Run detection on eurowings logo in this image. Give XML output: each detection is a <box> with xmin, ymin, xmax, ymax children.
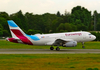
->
<box><xmin>65</xmin><ymin>33</ymin><xmax>82</xmax><ymax>36</ymax></box>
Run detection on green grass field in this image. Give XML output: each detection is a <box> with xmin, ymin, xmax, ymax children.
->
<box><xmin>0</xmin><ymin>40</ymin><xmax>100</xmax><ymax>49</ymax></box>
<box><xmin>0</xmin><ymin>54</ymin><xmax>100</xmax><ymax>70</ymax></box>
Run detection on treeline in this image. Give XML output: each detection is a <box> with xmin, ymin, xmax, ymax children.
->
<box><xmin>0</xmin><ymin>6</ymin><xmax>100</xmax><ymax>40</ymax></box>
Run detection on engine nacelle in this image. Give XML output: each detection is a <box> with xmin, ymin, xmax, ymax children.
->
<box><xmin>63</xmin><ymin>41</ymin><xmax>77</xmax><ymax>47</ymax></box>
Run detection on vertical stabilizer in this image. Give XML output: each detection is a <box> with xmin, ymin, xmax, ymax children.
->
<box><xmin>7</xmin><ymin>20</ymin><xmax>25</xmax><ymax>39</ymax></box>
<box><xmin>7</xmin><ymin>20</ymin><xmax>33</xmax><ymax>45</ymax></box>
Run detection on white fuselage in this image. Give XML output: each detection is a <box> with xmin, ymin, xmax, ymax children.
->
<box><xmin>29</xmin><ymin>31</ymin><xmax>96</xmax><ymax>45</ymax></box>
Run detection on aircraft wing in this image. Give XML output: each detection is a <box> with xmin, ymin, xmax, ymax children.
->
<box><xmin>52</xmin><ymin>38</ymin><xmax>74</xmax><ymax>46</ymax></box>
<box><xmin>45</xmin><ymin>38</ymin><xmax>73</xmax><ymax>45</ymax></box>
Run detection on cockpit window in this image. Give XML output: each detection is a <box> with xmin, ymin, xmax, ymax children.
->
<box><xmin>89</xmin><ymin>34</ymin><xmax>92</xmax><ymax>35</ymax></box>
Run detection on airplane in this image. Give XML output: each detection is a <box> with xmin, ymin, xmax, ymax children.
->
<box><xmin>6</xmin><ymin>20</ymin><xmax>96</xmax><ymax>51</ymax></box>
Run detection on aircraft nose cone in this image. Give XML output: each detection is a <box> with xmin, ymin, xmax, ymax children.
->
<box><xmin>92</xmin><ymin>35</ymin><xmax>96</xmax><ymax>40</ymax></box>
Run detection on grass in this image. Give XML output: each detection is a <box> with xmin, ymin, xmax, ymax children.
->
<box><xmin>0</xmin><ymin>40</ymin><xmax>100</xmax><ymax>49</ymax></box>
<box><xmin>0</xmin><ymin>54</ymin><xmax>100</xmax><ymax>70</ymax></box>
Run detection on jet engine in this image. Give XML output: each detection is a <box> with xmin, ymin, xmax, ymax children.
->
<box><xmin>63</xmin><ymin>41</ymin><xmax>77</xmax><ymax>47</ymax></box>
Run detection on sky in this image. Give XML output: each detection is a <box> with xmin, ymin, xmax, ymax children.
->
<box><xmin>0</xmin><ymin>0</ymin><xmax>100</xmax><ymax>15</ymax></box>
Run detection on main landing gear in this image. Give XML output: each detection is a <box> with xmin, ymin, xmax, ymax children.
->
<box><xmin>50</xmin><ymin>46</ymin><xmax>54</xmax><ymax>50</ymax></box>
<box><xmin>56</xmin><ymin>47</ymin><xmax>60</xmax><ymax>51</ymax></box>
<box><xmin>50</xmin><ymin>46</ymin><xmax>60</xmax><ymax>51</ymax></box>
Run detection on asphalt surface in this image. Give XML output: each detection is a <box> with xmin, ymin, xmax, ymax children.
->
<box><xmin>0</xmin><ymin>49</ymin><xmax>100</xmax><ymax>54</ymax></box>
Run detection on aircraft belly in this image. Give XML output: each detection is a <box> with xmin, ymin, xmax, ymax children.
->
<box><xmin>31</xmin><ymin>38</ymin><xmax>55</xmax><ymax>45</ymax></box>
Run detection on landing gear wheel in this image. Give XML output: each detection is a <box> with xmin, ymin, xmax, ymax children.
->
<box><xmin>82</xmin><ymin>46</ymin><xmax>85</xmax><ymax>48</ymax></box>
<box><xmin>82</xmin><ymin>42</ymin><xmax>85</xmax><ymax>48</ymax></box>
<box><xmin>50</xmin><ymin>46</ymin><xmax>54</xmax><ymax>50</ymax></box>
<box><xmin>56</xmin><ymin>47</ymin><xmax>60</xmax><ymax>51</ymax></box>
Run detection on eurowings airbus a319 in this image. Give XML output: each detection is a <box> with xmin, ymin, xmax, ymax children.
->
<box><xmin>7</xmin><ymin>20</ymin><xmax>96</xmax><ymax>51</ymax></box>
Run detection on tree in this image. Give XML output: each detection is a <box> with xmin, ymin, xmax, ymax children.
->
<box><xmin>71</xmin><ymin>6</ymin><xmax>91</xmax><ymax>31</ymax></box>
<box><xmin>3</xmin><ymin>30</ymin><xmax>9</xmax><ymax>36</ymax></box>
<box><xmin>93</xmin><ymin>10</ymin><xmax>100</xmax><ymax>31</ymax></box>
<box><xmin>10</xmin><ymin>10</ymin><xmax>28</xmax><ymax>30</ymax></box>
<box><xmin>27</xmin><ymin>29</ymin><xmax>34</xmax><ymax>35</ymax></box>
<box><xmin>0</xmin><ymin>12</ymin><xmax>10</xmax><ymax>20</ymax></box>
<box><xmin>27</xmin><ymin>29</ymin><xmax>41</xmax><ymax>35</ymax></box>
<box><xmin>57</xmin><ymin>11</ymin><xmax>61</xmax><ymax>17</ymax></box>
<box><xmin>57</xmin><ymin>23</ymin><xmax>65</xmax><ymax>32</ymax></box>
<box><xmin>97</xmin><ymin>18</ymin><xmax>100</xmax><ymax>31</ymax></box>
<box><xmin>0</xmin><ymin>28</ymin><xmax>3</xmax><ymax>36</ymax></box>
<box><xmin>75</xmin><ymin>19</ymin><xmax>81</xmax><ymax>24</ymax></box>
<box><xmin>77</xmin><ymin>24</ymin><xmax>88</xmax><ymax>31</ymax></box>
<box><xmin>64</xmin><ymin>23</ymin><xmax>73</xmax><ymax>32</ymax></box>
<box><xmin>0</xmin><ymin>17</ymin><xmax>8</xmax><ymax>30</ymax></box>
<box><xmin>64</xmin><ymin>10</ymin><xmax>70</xmax><ymax>16</ymax></box>
<box><xmin>0</xmin><ymin>24</ymin><xmax>3</xmax><ymax>30</ymax></box>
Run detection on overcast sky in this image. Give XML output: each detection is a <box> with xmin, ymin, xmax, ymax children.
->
<box><xmin>0</xmin><ymin>0</ymin><xmax>100</xmax><ymax>15</ymax></box>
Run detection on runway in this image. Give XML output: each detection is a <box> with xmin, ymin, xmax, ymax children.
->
<box><xmin>0</xmin><ymin>49</ymin><xmax>100</xmax><ymax>54</ymax></box>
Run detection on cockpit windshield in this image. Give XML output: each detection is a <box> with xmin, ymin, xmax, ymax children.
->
<box><xmin>89</xmin><ymin>34</ymin><xmax>92</xmax><ymax>35</ymax></box>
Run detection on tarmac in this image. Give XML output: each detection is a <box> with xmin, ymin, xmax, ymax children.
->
<box><xmin>0</xmin><ymin>49</ymin><xmax>100</xmax><ymax>54</ymax></box>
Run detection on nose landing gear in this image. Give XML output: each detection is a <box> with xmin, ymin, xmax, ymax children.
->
<box><xmin>82</xmin><ymin>42</ymin><xmax>85</xmax><ymax>48</ymax></box>
<box><xmin>56</xmin><ymin>47</ymin><xmax>60</xmax><ymax>51</ymax></box>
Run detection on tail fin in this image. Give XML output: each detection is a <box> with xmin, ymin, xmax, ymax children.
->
<box><xmin>7</xmin><ymin>20</ymin><xmax>26</xmax><ymax>39</ymax></box>
<box><xmin>7</xmin><ymin>20</ymin><xmax>33</xmax><ymax>45</ymax></box>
